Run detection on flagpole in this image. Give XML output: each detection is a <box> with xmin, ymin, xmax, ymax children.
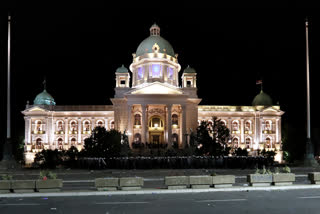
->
<box><xmin>7</xmin><ymin>15</ymin><xmax>11</xmax><ymax>140</ymax></box>
<box><xmin>304</xmin><ymin>18</ymin><xmax>317</xmax><ymax>166</ymax></box>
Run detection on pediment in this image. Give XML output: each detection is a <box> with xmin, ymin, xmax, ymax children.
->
<box><xmin>260</xmin><ymin>106</ymin><xmax>280</xmax><ymax>112</ymax></box>
<box><xmin>128</xmin><ymin>82</ymin><xmax>182</xmax><ymax>95</ymax></box>
<box><xmin>22</xmin><ymin>106</ymin><xmax>49</xmax><ymax>114</ymax></box>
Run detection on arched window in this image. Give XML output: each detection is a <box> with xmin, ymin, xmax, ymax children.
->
<box><xmin>232</xmin><ymin>137</ymin><xmax>239</xmax><ymax>148</ymax></box>
<box><xmin>110</xmin><ymin>121</ymin><xmax>115</xmax><ymax>129</ymax></box>
<box><xmin>232</xmin><ymin>121</ymin><xmax>239</xmax><ymax>131</ymax></box>
<box><xmin>58</xmin><ymin>138</ymin><xmax>63</xmax><ymax>150</ymax></box>
<box><xmin>266</xmin><ymin>137</ymin><xmax>272</xmax><ymax>148</ymax></box>
<box><xmin>83</xmin><ymin>120</ymin><xmax>90</xmax><ymax>131</ymax></box>
<box><xmin>221</xmin><ymin>120</ymin><xmax>226</xmax><ymax>126</ymax></box>
<box><xmin>36</xmin><ymin>120</ymin><xmax>42</xmax><ymax>131</ymax></box>
<box><xmin>97</xmin><ymin>120</ymin><xmax>104</xmax><ymax>127</ymax></box>
<box><xmin>245</xmin><ymin>137</ymin><xmax>251</xmax><ymax>148</ymax></box>
<box><xmin>71</xmin><ymin>138</ymin><xmax>77</xmax><ymax>146</ymax></box>
<box><xmin>245</xmin><ymin>121</ymin><xmax>251</xmax><ymax>131</ymax></box>
<box><xmin>265</xmin><ymin>120</ymin><xmax>272</xmax><ymax>130</ymax></box>
<box><xmin>172</xmin><ymin>114</ymin><xmax>178</xmax><ymax>126</ymax></box>
<box><xmin>134</xmin><ymin>114</ymin><xmax>141</xmax><ymax>126</ymax></box>
<box><xmin>70</xmin><ymin>121</ymin><xmax>77</xmax><ymax>131</ymax></box>
<box><xmin>134</xmin><ymin>133</ymin><xmax>141</xmax><ymax>143</ymax></box>
<box><xmin>149</xmin><ymin>116</ymin><xmax>163</xmax><ymax>128</ymax></box>
<box><xmin>57</xmin><ymin>121</ymin><xmax>63</xmax><ymax>131</ymax></box>
<box><xmin>36</xmin><ymin>138</ymin><xmax>42</xmax><ymax>149</ymax></box>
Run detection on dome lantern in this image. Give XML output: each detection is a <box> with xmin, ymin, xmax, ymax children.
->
<box><xmin>150</xmin><ymin>23</ymin><xmax>160</xmax><ymax>36</ymax></box>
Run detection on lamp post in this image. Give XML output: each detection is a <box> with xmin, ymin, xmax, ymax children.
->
<box><xmin>304</xmin><ymin>18</ymin><xmax>318</xmax><ymax>166</ymax></box>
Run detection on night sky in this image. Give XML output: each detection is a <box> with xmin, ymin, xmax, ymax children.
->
<box><xmin>1</xmin><ymin>3</ymin><xmax>320</xmax><ymax>146</ymax></box>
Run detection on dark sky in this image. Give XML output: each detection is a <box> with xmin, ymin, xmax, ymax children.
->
<box><xmin>1</xmin><ymin>3</ymin><xmax>320</xmax><ymax>140</ymax></box>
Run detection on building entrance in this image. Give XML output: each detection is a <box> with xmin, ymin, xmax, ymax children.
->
<box><xmin>148</xmin><ymin>116</ymin><xmax>165</xmax><ymax>145</ymax></box>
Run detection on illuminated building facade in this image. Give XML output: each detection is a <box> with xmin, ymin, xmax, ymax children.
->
<box><xmin>22</xmin><ymin>24</ymin><xmax>284</xmax><ymax>163</ymax></box>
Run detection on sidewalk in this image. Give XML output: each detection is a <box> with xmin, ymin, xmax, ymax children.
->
<box><xmin>1</xmin><ymin>184</ymin><xmax>320</xmax><ymax>198</ymax></box>
<box><xmin>1</xmin><ymin>167</ymin><xmax>320</xmax><ymax>180</ymax></box>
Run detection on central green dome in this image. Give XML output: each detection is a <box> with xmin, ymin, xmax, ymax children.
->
<box><xmin>34</xmin><ymin>89</ymin><xmax>56</xmax><ymax>105</ymax></box>
<box><xmin>136</xmin><ymin>24</ymin><xmax>175</xmax><ymax>57</ymax></box>
<box><xmin>252</xmin><ymin>90</ymin><xmax>272</xmax><ymax>106</ymax></box>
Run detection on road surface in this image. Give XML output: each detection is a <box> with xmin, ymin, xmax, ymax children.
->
<box><xmin>1</xmin><ymin>189</ymin><xmax>320</xmax><ymax>214</ymax></box>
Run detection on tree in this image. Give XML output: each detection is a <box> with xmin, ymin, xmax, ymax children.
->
<box><xmin>34</xmin><ymin>149</ymin><xmax>63</xmax><ymax>169</ymax></box>
<box><xmin>83</xmin><ymin>126</ymin><xmax>122</xmax><ymax>158</ymax></box>
<box><xmin>194</xmin><ymin>117</ymin><xmax>231</xmax><ymax>156</ymax></box>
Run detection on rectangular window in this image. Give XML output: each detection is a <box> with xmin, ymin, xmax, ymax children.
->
<box><xmin>167</xmin><ymin>67</ymin><xmax>173</xmax><ymax>80</ymax></box>
<box><xmin>120</xmin><ymin>80</ymin><xmax>126</xmax><ymax>85</ymax></box>
<box><xmin>151</xmin><ymin>64</ymin><xmax>161</xmax><ymax>78</ymax></box>
<box><xmin>137</xmin><ymin>67</ymin><xmax>144</xmax><ymax>80</ymax></box>
<box><xmin>187</xmin><ymin>80</ymin><xmax>192</xmax><ymax>87</ymax></box>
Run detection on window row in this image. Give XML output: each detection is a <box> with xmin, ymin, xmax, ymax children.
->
<box><xmin>134</xmin><ymin>114</ymin><xmax>179</xmax><ymax>126</ymax></box>
<box><xmin>32</xmin><ymin>120</ymin><xmax>115</xmax><ymax>134</ymax></box>
<box><xmin>229</xmin><ymin>137</ymin><xmax>277</xmax><ymax>149</ymax></box>
<box><xmin>136</xmin><ymin>65</ymin><xmax>175</xmax><ymax>80</ymax></box>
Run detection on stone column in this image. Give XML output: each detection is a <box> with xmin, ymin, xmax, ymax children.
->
<box><xmin>45</xmin><ymin>117</ymin><xmax>49</xmax><ymax>144</ymax></box>
<box><xmin>48</xmin><ymin>116</ymin><xmax>54</xmax><ymax>147</ymax></box>
<box><xmin>104</xmin><ymin>118</ymin><xmax>108</xmax><ymax>130</ymax></box>
<box><xmin>278</xmin><ymin>118</ymin><xmax>282</xmax><ymax>143</ymax></box>
<box><xmin>228</xmin><ymin>118</ymin><xmax>232</xmax><ymax>132</ymax></box>
<box><xmin>240</xmin><ymin>119</ymin><xmax>244</xmax><ymax>143</ymax></box>
<box><xmin>127</xmin><ymin>104</ymin><xmax>132</xmax><ymax>147</ymax></box>
<box><xmin>146</xmin><ymin>106</ymin><xmax>149</xmax><ymax>143</ymax></box>
<box><xmin>167</xmin><ymin>104</ymin><xmax>172</xmax><ymax>148</ymax></box>
<box><xmin>24</xmin><ymin>117</ymin><xmax>31</xmax><ymax>145</ymax></box>
<box><xmin>91</xmin><ymin>118</ymin><xmax>95</xmax><ymax>131</ymax></box>
<box><xmin>181</xmin><ymin>105</ymin><xmax>187</xmax><ymax>148</ymax></box>
<box><xmin>276</xmin><ymin>118</ymin><xmax>279</xmax><ymax>143</ymax></box>
<box><xmin>141</xmin><ymin>104</ymin><xmax>147</xmax><ymax>144</ymax></box>
<box><xmin>259</xmin><ymin>118</ymin><xmax>263</xmax><ymax>142</ymax></box>
<box><xmin>64</xmin><ymin>118</ymin><xmax>68</xmax><ymax>145</ymax></box>
<box><xmin>78</xmin><ymin>118</ymin><xmax>81</xmax><ymax>144</ymax></box>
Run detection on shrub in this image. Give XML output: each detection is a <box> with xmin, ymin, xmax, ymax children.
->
<box><xmin>234</xmin><ymin>148</ymin><xmax>248</xmax><ymax>156</ymax></box>
<box><xmin>39</xmin><ymin>170</ymin><xmax>57</xmax><ymax>180</ymax></box>
<box><xmin>1</xmin><ymin>174</ymin><xmax>13</xmax><ymax>180</ymax></box>
<box><xmin>261</xmin><ymin>149</ymin><xmax>276</xmax><ymax>158</ymax></box>
<box><xmin>282</xmin><ymin>165</ymin><xmax>291</xmax><ymax>173</ymax></box>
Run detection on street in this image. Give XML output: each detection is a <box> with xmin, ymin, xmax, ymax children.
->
<box><xmin>1</xmin><ymin>189</ymin><xmax>320</xmax><ymax>214</ymax></box>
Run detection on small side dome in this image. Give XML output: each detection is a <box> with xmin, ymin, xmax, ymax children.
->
<box><xmin>34</xmin><ymin>89</ymin><xmax>56</xmax><ymax>105</ymax></box>
<box><xmin>116</xmin><ymin>64</ymin><xmax>128</xmax><ymax>73</ymax></box>
<box><xmin>183</xmin><ymin>65</ymin><xmax>196</xmax><ymax>73</ymax></box>
<box><xmin>252</xmin><ymin>90</ymin><xmax>273</xmax><ymax>106</ymax></box>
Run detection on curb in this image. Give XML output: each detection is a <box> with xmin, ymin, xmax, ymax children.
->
<box><xmin>1</xmin><ymin>184</ymin><xmax>320</xmax><ymax>198</ymax></box>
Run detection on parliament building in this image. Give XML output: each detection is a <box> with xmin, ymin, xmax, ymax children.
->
<box><xmin>22</xmin><ymin>24</ymin><xmax>284</xmax><ymax>163</ymax></box>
